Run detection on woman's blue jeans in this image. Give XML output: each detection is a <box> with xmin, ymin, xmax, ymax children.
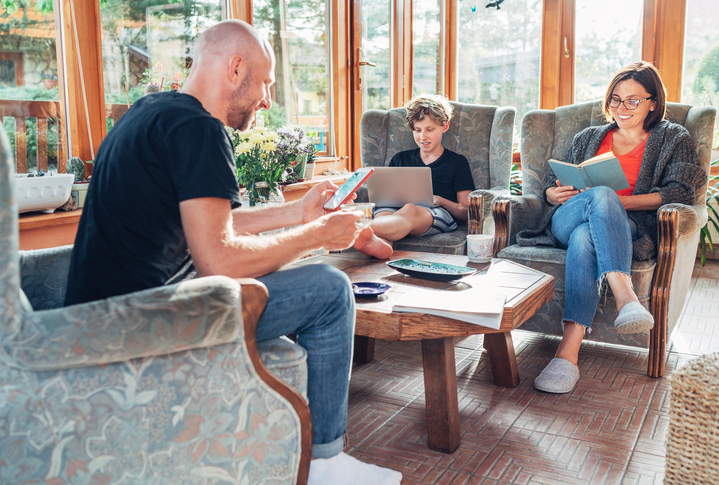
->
<box><xmin>550</xmin><ymin>186</ymin><xmax>634</xmax><ymax>328</ymax></box>
<box><xmin>256</xmin><ymin>264</ymin><xmax>355</xmax><ymax>459</ymax></box>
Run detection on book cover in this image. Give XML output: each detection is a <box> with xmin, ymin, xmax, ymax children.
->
<box><xmin>549</xmin><ymin>151</ymin><xmax>630</xmax><ymax>191</ymax></box>
<box><xmin>393</xmin><ymin>289</ymin><xmax>506</xmax><ymax>329</ymax></box>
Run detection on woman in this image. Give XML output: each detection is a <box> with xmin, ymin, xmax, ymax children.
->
<box><xmin>521</xmin><ymin>61</ymin><xmax>707</xmax><ymax>394</ymax></box>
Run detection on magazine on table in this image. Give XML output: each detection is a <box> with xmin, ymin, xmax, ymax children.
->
<box><xmin>393</xmin><ymin>288</ymin><xmax>506</xmax><ymax>330</ymax></box>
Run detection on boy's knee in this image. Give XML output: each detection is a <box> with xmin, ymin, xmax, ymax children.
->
<box><xmin>397</xmin><ymin>203</ymin><xmax>421</xmax><ymax>218</ymax></box>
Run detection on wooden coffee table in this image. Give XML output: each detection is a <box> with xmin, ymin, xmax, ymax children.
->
<box><xmin>295</xmin><ymin>251</ymin><xmax>554</xmax><ymax>453</ymax></box>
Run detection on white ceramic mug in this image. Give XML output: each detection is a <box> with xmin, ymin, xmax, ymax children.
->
<box><xmin>467</xmin><ymin>234</ymin><xmax>493</xmax><ymax>263</ymax></box>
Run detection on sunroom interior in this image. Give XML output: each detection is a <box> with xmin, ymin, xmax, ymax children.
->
<box><xmin>2</xmin><ymin>0</ymin><xmax>719</xmax><ymax>482</ymax></box>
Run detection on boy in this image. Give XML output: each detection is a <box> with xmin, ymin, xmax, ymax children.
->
<box><xmin>355</xmin><ymin>93</ymin><xmax>476</xmax><ymax>259</ymax></box>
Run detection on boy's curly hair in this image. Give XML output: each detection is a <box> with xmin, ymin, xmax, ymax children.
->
<box><xmin>404</xmin><ymin>93</ymin><xmax>454</xmax><ymax>130</ymax></box>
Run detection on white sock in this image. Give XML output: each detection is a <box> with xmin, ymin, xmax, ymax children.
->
<box><xmin>308</xmin><ymin>452</ymin><xmax>402</xmax><ymax>485</ymax></box>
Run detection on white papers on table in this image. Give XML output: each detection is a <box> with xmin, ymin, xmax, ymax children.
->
<box><xmin>393</xmin><ymin>288</ymin><xmax>506</xmax><ymax>329</ymax></box>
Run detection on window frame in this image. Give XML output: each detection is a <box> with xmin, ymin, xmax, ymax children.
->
<box><xmin>47</xmin><ymin>0</ymin><xmax>689</xmax><ymax>169</ymax></box>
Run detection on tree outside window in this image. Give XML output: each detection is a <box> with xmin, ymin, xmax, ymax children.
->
<box><xmin>253</xmin><ymin>0</ymin><xmax>331</xmax><ymax>154</ymax></box>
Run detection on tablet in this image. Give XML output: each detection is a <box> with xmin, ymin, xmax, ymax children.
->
<box><xmin>323</xmin><ymin>167</ymin><xmax>375</xmax><ymax>210</ymax></box>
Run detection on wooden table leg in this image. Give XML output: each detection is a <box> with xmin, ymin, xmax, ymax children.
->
<box><xmin>421</xmin><ymin>337</ymin><xmax>460</xmax><ymax>453</ymax></box>
<box><xmin>484</xmin><ymin>332</ymin><xmax>520</xmax><ymax>388</ymax></box>
<box><xmin>353</xmin><ymin>336</ymin><xmax>375</xmax><ymax>364</ymax></box>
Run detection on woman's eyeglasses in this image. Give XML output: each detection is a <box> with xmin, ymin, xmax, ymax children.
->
<box><xmin>609</xmin><ymin>96</ymin><xmax>653</xmax><ymax>110</ymax></box>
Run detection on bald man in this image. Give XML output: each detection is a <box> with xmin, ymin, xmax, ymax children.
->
<box><xmin>64</xmin><ymin>20</ymin><xmax>402</xmax><ymax>485</ymax></box>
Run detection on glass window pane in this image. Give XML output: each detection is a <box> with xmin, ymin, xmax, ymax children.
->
<box><xmin>254</xmin><ymin>0</ymin><xmax>331</xmax><ymax>154</ymax></box>
<box><xmin>361</xmin><ymin>0</ymin><xmax>391</xmax><ymax>111</ymax></box>
<box><xmin>413</xmin><ymin>0</ymin><xmax>441</xmax><ymax>96</ymax></box>
<box><xmin>574</xmin><ymin>0</ymin><xmax>643</xmax><ymax>103</ymax></box>
<box><xmin>682</xmin><ymin>0</ymin><xmax>719</xmax><ymax>152</ymax></box>
<box><xmin>456</xmin><ymin>0</ymin><xmax>542</xmax><ymax>137</ymax></box>
<box><xmin>100</xmin><ymin>0</ymin><xmax>223</xmax><ymax>130</ymax></box>
<box><xmin>0</xmin><ymin>2</ymin><xmax>66</xmax><ymax>174</ymax></box>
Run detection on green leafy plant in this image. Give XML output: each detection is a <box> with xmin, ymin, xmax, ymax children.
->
<box><xmin>509</xmin><ymin>162</ymin><xmax>522</xmax><ymax>195</ymax></box>
<box><xmin>700</xmin><ymin>159</ymin><xmax>719</xmax><ymax>266</ymax></box>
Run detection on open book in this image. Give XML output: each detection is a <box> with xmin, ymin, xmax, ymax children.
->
<box><xmin>548</xmin><ymin>151</ymin><xmax>630</xmax><ymax>191</ymax></box>
<box><xmin>393</xmin><ymin>288</ymin><xmax>506</xmax><ymax>329</ymax></box>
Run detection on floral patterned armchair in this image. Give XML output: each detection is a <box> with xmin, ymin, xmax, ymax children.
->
<box><xmin>358</xmin><ymin>102</ymin><xmax>516</xmax><ymax>253</ymax></box>
<box><xmin>0</xmin><ymin>126</ymin><xmax>312</xmax><ymax>484</ymax></box>
<box><xmin>490</xmin><ymin>100</ymin><xmax>717</xmax><ymax>378</ymax></box>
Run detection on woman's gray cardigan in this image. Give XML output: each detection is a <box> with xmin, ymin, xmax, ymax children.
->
<box><xmin>516</xmin><ymin>119</ymin><xmax>707</xmax><ymax>261</ymax></box>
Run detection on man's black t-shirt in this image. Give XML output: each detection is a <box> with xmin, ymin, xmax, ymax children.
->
<box><xmin>64</xmin><ymin>91</ymin><xmax>241</xmax><ymax>306</ymax></box>
<box><xmin>389</xmin><ymin>148</ymin><xmax>475</xmax><ymax>203</ymax></box>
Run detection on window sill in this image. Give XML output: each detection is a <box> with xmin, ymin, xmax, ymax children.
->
<box><xmin>280</xmin><ymin>173</ymin><xmax>352</xmax><ymax>194</ymax></box>
<box><xmin>18</xmin><ymin>209</ymin><xmax>82</xmax><ymax>250</ymax></box>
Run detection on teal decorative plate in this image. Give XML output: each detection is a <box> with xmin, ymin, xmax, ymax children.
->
<box><xmin>386</xmin><ymin>259</ymin><xmax>476</xmax><ymax>281</ymax></box>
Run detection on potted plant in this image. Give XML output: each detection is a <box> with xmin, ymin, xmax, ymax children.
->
<box><xmin>228</xmin><ymin>125</ymin><xmax>316</xmax><ymax>206</ymax></box>
<box><xmin>41</xmin><ymin>69</ymin><xmax>58</xmax><ymax>89</ymax></box>
<box><xmin>66</xmin><ymin>156</ymin><xmax>93</xmax><ymax>207</ymax></box>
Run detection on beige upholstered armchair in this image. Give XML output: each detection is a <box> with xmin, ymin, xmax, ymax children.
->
<box><xmin>488</xmin><ymin>100</ymin><xmax>716</xmax><ymax>378</ymax></box>
<box><xmin>358</xmin><ymin>102</ymin><xmax>516</xmax><ymax>253</ymax></box>
<box><xmin>0</xmin><ymin>126</ymin><xmax>312</xmax><ymax>484</ymax></box>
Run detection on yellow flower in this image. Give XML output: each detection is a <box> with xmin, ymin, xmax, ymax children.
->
<box><xmin>261</xmin><ymin>141</ymin><xmax>277</xmax><ymax>152</ymax></box>
<box><xmin>235</xmin><ymin>141</ymin><xmax>253</xmax><ymax>155</ymax></box>
<box><xmin>264</xmin><ymin>131</ymin><xmax>279</xmax><ymax>142</ymax></box>
<box><xmin>248</xmin><ymin>133</ymin><xmax>264</xmax><ymax>145</ymax></box>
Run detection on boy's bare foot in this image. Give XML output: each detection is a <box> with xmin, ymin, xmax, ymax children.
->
<box><xmin>354</xmin><ymin>226</ymin><xmax>393</xmax><ymax>259</ymax></box>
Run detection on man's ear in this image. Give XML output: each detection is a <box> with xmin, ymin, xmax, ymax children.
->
<box><xmin>228</xmin><ymin>54</ymin><xmax>246</xmax><ymax>86</ymax></box>
<box><xmin>442</xmin><ymin>120</ymin><xmax>450</xmax><ymax>133</ymax></box>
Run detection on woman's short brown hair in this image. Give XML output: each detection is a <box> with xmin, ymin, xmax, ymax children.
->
<box><xmin>404</xmin><ymin>93</ymin><xmax>454</xmax><ymax>130</ymax></box>
<box><xmin>603</xmin><ymin>61</ymin><xmax>667</xmax><ymax>131</ymax></box>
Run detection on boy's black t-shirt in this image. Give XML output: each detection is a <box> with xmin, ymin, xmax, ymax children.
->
<box><xmin>64</xmin><ymin>91</ymin><xmax>241</xmax><ymax>306</ymax></box>
<box><xmin>389</xmin><ymin>148</ymin><xmax>475</xmax><ymax>203</ymax></box>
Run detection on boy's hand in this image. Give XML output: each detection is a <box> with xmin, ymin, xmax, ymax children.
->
<box><xmin>433</xmin><ymin>195</ymin><xmax>444</xmax><ymax>207</ymax></box>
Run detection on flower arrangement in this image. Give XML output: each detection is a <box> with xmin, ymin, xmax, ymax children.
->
<box><xmin>140</xmin><ymin>62</ymin><xmax>189</xmax><ymax>95</ymax></box>
<box><xmin>228</xmin><ymin>125</ymin><xmax>317</xmax><ymax>206</ymax></box>
<box><xmin>40</xmin><ymin>69</ymin><xmax>57</xmax><ymax>81</ymax></box>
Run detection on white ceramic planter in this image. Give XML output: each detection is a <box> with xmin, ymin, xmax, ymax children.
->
<box><xmin>15</xmin><ymin>173</ymin><xmax>74</xmax><ymax>214</ymax></box>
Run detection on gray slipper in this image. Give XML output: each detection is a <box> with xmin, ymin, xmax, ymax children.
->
<box><xmin>614</xmin><ymin>302</ymin><xmax>654</xmax><ymax>334</ymax></box>
<box><xmin>534</xmin><ymin>358</ymin><xmax>580</xmax><ymax>394</ymax></box>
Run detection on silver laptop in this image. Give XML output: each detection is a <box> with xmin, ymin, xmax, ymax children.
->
<box><xmin>367</xmin><ymin>166</ymin><xmax>438</xmax><ymax>208</ymax></box>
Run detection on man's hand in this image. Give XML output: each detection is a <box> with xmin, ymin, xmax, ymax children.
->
<box><xmin>301</xmin><ymin>180</ymin><xmax>339</xmax><ymax>223</ymax></box>
<box><xmin>433</xmin><ymin>195</ymin><xmax>444</xmax><ymax>207</ymax></box>
<box><xmin>312</xmin><ymin>210</ymin><xmax>364</xmax><ymax>251</ymax></box>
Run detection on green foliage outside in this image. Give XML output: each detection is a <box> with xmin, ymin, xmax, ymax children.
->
<box><xmin>700</xmin><ymin>159</ymin><xmax>719</xmax><ymax>266</ymax></box>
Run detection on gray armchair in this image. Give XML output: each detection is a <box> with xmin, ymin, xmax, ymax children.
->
<box><xmin>359</xmin><ymin>102</ymin><xmax>516</xmax><ymax>253</ymax></box>
<box><xmin>0</xmin><ymin>126</ymin><xmax>312</xmax><ymax>484</ymax></box>
<box><xmin>490</xmin><ymin>100</ymin><xmax>717</xmax><ymax>378</ymax></box>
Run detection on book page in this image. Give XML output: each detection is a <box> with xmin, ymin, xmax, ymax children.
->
<box><xmin>580</xmin><ymin>151</ymin><xmax>616</xmax><ymax>166</ymax></box>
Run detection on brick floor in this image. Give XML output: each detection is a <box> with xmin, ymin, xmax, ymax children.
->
<box><xmin>346</xmin><ymin>259</ymin><xmax>719</xmax><ymax>484</ymax></box>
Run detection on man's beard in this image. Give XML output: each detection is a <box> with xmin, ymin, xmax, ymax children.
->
<box><xmin>226</xmin><ymin>75</ymin><xmax>255</xmax><ymax>130</ymax></box>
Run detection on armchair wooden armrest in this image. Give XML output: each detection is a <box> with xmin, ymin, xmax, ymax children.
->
<box><xmin>491</xmin><ymin>194</ymin><xmax>546</xmax><ymax>255</ymax></box>
<box><xmin>467</xmin><ymin>188</ymin><xmax>510</xmax><ymax>235</ymax></box>
<box><xmin>649</xmin><ymin>203</ymin><xmax>707</xmax><ymax>378</ymax></box>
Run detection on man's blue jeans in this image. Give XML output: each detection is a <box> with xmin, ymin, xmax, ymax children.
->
<box><xmin>256</xmin><ymin>264</ymin><xmax>354</xmax><ymax>459</ymax></box>
<box><xmin>550</xmin><ymin>187</ymin><xmax>635</xmax><ymax>328</ymax></box>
